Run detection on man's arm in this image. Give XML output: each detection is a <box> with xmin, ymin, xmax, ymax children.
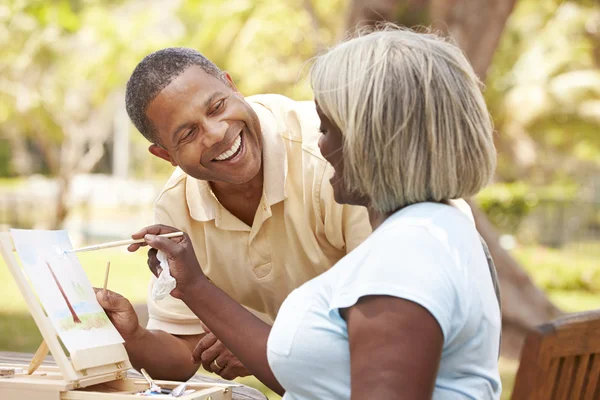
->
<box><xmin>126</xmin><ymin>330</ymin><xmax>202</xmax><ymax>381</ymax></box>
<box><xmin>95</xmin><ymin>288</ymin><xmax>202</xmax><ymax>381</ymax></box>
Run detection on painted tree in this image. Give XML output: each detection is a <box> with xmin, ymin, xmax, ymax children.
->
<box><xmin>45</xmin><ymin>261</ymin><xmax>81</xmax><ymax>324</ymax></box>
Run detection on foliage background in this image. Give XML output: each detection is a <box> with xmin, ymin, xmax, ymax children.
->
<box><xmin>0</xmin><ymin>1</ymin><xmax>599</xmax><ymax>399</ymax></box>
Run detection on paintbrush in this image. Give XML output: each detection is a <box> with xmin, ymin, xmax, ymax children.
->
<box><xmin>65</xmin><ymin>232</ymin><xmax>184</xmax><ymax>254</ymax></box>
<box><xmin>103</xmin><ymin>261</ymin><xmax>111</xmax><ymax>291</ymax></box>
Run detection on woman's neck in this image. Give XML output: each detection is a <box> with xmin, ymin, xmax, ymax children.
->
<box><xmin>368</xmin><ymin>199</ymin><xmax>452</xmax><ymax>230</ymax></box>
<box><xmin>367</xmin><ymin>208</ymin><xmax>393</xmax><ymax>231</ymax></box>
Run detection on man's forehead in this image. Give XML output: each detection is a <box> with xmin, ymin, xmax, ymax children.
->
<box><xmin>160</xmin><ymin>65</ymin><xmax>224</xmax><ymax>97</ymax></box>
<box><xmin>146</xmin><ymin>66</ymin><xmax>226</xmax><ymax>135</ymax></box>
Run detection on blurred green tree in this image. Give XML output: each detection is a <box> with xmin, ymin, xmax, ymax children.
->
<box><xmin>0</xmin><ymin>0</ymin><xmax>175</xmax><ymax>227</ymax></box>
<box><xmin>0</xmin><ymin>0</ymin><xmax>348</xmax><ymax>227</ymax></box>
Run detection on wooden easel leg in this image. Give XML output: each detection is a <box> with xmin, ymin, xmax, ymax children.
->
<box><xmin>28</xmin><ymin>340</ymin><xmax>49</xmax><ymax>375</ymax></box>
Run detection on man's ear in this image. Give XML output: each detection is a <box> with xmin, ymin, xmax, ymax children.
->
<box><xmin>223</xmin><ymin>71</ymin><xmax>239</xmax><ymax>93</ymax></box>
<box><xmin>149</xmin><ymin>144</ymin><xmax>176</xmax><ymax>166</ymax></box>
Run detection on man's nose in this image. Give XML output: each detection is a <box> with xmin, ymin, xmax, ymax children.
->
<box><xmin>202</xmin><ymin>121</ymin><xmax>228</xmax><ymax>148</ymax></box>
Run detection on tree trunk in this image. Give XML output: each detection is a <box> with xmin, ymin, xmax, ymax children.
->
<box><xmin>345</xmin><ymin>0</ymin><xmax>561</xmax><ymax>359</ymax></box>
<box><xmin>428</xmin><ymin>0</ymin><xmax>518</xmax><ymax>80</ymax></box>
<box><xmin>53</xmin><ymin>174</ymin><xmax>71</xmax><ymax>230</ymax></box>
<box><xmin>466</xmin><ymin>199</ymin><xmax>560</xmax><ymax>358</ymax></box>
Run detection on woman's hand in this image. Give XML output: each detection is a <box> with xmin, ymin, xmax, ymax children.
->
<box><xmin>94</xmin><ymin>288</ymin><xmax>143</xmax><ymax>341</ymax></box>
<box><xmin>128</xmin><ymin>224</ymin><xmax>205</xmax><ymax>300</ymax></box>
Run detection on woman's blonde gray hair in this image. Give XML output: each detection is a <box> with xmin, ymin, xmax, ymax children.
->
<box><xmin>310</xmin><ymin>26</ymin><xmax>496</xmax><ymax>213</ymax></box>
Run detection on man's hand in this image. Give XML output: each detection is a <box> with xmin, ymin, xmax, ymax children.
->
<box><xmin>146</xmin><ymin>247</ymin><xmax>161</xmax><ymax>277</ymax></box>
<box><xmin>95</xmin><ymin>288</ymin><xmax>144</xmax><ymax>342</ymax></box>
<box><xmin>127</xmin><ymin>226</ymin><xmax>162</xmax><ymax>276</ymax></box>
<box><xmin>192</xmin><ymin>333</ymin><xmax>250</xmax><ymax>380</ymax></box>
<box><xmin>128</xmin><ymin>224</ymin><xmax>206</xmax><ymax>300</ymax></box>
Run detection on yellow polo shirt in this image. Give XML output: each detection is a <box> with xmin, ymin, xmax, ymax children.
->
<box><xmin>146</xmin><ymin>94</ymin><xmax>372</xmax><ymax>335</ymax></box>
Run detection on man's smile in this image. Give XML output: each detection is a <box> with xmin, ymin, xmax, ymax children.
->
<box><xmin>213</xmin><ymin>131</ymin><xmax>243</xmax><ymax>162</ymax></box>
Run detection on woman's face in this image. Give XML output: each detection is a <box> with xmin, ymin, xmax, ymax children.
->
<box><xmin>316</xmin><ymin>103</ymin><xmax>369</xmax><ymax>207</ymax></box>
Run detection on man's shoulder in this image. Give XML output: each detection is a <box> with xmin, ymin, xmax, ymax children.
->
<box><xmin>154</xmin><ymin>167</ymin><xmax>187</xmax><ymax>207</ymax></box>
<box><xmin>247</xmin><ymin>94</ymin><xmax>325</xmax><ymax>162</ymax></box>
<box><xmin>247</xmin><ymin>94</ymin><xmax>320</xmax><ymax>140</ymax></box>
<box><xmin>246</xmin><ymin>93</ymin><xmax>315</xmax><ymax>119</ymax></box>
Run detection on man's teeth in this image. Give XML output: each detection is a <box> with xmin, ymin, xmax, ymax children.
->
<box><xmin>214</xmin><ymin>135</ymin><xmax>242</xmax><ymax>161</ymax></box>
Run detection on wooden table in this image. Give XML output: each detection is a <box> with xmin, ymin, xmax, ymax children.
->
<box><xmin>0</xmin><ymin>351</ymin><xmax>268</xmax><ymax>400</ymax></box>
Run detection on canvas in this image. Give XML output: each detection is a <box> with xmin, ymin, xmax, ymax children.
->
<box><xmin>10</xmin><ymin>229</ymin><xmax>124</xmax><ymax>352</ymax></box>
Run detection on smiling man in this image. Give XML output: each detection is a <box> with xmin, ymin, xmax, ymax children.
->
<box><xmin>97</xmin><ymin>47</ymin><xmax>372</xmax><ymax>382</ymax></box>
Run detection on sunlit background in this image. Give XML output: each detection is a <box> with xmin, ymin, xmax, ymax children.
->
<box><xmin>0</xmin><ymin>1</ymin><xmax>599</xmax><ymax>398</ymax></box>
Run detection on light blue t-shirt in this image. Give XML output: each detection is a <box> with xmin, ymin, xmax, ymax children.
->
<box><xmin>267</xmin><ymin>202</ymin><xmax>502</xmax><ymax>399</ymax></box>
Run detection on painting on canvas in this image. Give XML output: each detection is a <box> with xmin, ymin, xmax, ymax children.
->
<box><xmin>10</xmin><ymin>229</ymin><xmax>124</xmax><ymax>352</ymax></box>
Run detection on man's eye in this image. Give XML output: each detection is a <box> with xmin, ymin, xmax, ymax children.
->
<box><xmin>182</xmin><ymin>128</ymin><xmax>196</xmax><ymax>141</ymax></box>
<box><xmin>213</xmin><ymin>99</ymin><xmax>225</xmax><ymax>114</ymax></box>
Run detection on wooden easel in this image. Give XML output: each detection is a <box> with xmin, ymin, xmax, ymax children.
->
<box><xmin>0</xmin><ymin>232</ymin><xmax>230</xmax><ymax>400</ymax></box>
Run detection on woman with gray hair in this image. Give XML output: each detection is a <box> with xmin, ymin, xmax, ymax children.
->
<box><xmin>141</xmin><ymin>26</ymin><xmax>502</xmax><ymax>399</ymax></box>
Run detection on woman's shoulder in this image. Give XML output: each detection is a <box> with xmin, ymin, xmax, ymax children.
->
<box><xmin>382</xmin><ymin>201</ymin><xmax>473</xmax><ymax>229</ymax></box>
<box><xmin>376</xmin><ymin>202</ymin><xmax>479</xmax><ymax>251</ymax></box>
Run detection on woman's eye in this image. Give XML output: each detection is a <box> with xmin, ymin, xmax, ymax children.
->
<box><xmin>319</xmin><ymin>127</ymin><xmax>327</xmax><ymax>135</ymax></box>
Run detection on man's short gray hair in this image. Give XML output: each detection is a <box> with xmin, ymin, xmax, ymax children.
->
<box><xmin>310</xmin><ymin>26</ymin><xmax>497</xmax><ymax>213</ymax></box>
<box><xmin>125</xmin><ymin>47</ymin><xmax>224</xmax><ymax>143</ymax></box>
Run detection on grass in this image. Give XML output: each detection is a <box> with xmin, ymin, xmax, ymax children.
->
<box><xmin>1</xmin><ymin>241</ymin><xmax>598</xmax><ymax>400</ymax></box>
<box><xmin>513</xmin><ymin>241</ymin><xmax>600</xmax><ymax>292</ymax></box>
<box><xmin>499</xmin><ymin>357</ymin><xmax>519</xmax><ymax>400</ymax></box>
<box><xmin>58</xmin><ymin>312</ymin><xmax>112</xmax><ymax>331</ymax></box>
<box><xmin>0</xmin><ymin>177</ymin><xmax>26</xmax><ymax>188</ymax></box>
<box><xmin>1</xmin><ymin>248</ymin><xmax>150</xmax><ymax>313</ymax></box>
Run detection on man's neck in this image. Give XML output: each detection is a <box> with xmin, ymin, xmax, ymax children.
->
<box><xmin>210</xmin><ymin>165</ymin><xmax>264</xmax><ymax>199</ymax></box>
<box><xmin>209</xmin><ymin>166</ymin><xmax>265</xmax><ymax>226</ymax></box>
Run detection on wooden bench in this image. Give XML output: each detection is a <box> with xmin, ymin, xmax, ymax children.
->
<box><xmin>512</xmin><ymin>310</ymin><xmax>600</xmax><ymax>399</ymax></box>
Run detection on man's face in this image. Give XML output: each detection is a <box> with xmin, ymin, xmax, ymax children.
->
<box><xmin>146</xmin><ymin>66</ymin><xmax>262</xmax><ymax>184</ymax></box>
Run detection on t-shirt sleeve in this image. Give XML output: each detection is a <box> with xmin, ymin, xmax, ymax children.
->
<box><xmin>320</xmin><ymin>164</ymin><xmax>372</xmax><ymax>254</ymax></box>
<box><xmin>146</xmin><ymin>204</ymin><xmax>207</xmax><ymax>335</ymax></box>
<box><xmin>329</xmin><ymin>226</ymin><xmax>465</xmax><ymax>341</ymax></box>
